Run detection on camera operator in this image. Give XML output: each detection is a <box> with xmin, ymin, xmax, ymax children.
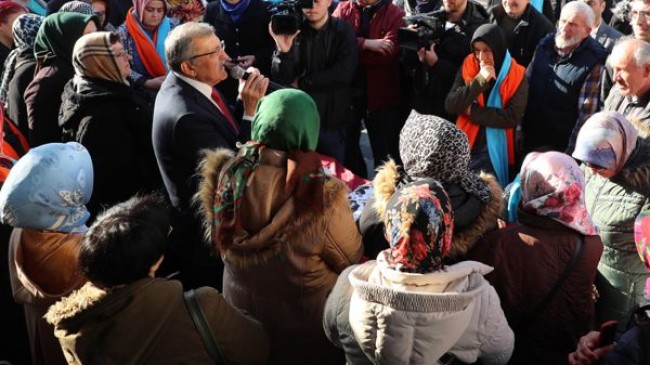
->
<box><xmin>411</xmin><ymin>0</ymin><xmax>488</xmax><ymax>119</ymax></box>
<box><xmin>269</xmin><ymin>0</ymin><xmax>358</xmax><ymax>163</ymax></box>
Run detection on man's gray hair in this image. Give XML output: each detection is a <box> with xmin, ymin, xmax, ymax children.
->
<box><xmin>561</xmin><ymin>1</ymin><xmax>596</xmax><ymax>28</ymax></box>
<box><xmin>610</xmin><ymin>38</ymin><xmax>650</xmax><ymax>67</ymax></box>
<box><xmin>165</xmin><ymin>22</ymin><xmax>216</xmax><ymax>72</ymax></box>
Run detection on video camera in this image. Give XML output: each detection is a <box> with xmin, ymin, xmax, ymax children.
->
<box><xmin>398</xmin><ymin>13</ymin><xmax>446</xmax><ymax>51</ymax></box>
<box><xmin>268</xmin><ymin>0</ymin><xmax>314</xmax><ymax>35</ymax></box>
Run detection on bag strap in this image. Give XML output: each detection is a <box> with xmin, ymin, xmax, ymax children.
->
<box><xmin>517</xmin><ymin>235</ymin><xmax>584</xmax><ymax>330</ymax></box>
<box><xmin>183</xmin><ymin>289</ymin><xmax>230</xmax><ymax>365</ymax></box>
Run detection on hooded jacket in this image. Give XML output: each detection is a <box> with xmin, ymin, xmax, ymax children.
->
<box><xmin>45</xmin><ymin>278</ymin><xmax>270</xmax><ymax>365</ymax></box>
<box><xmin>197</xmin><ymin>148</ymin><xmax>363</xmax><ymax>365</ymax></box>
<box><xmin>324</xmin><ymin>259</ymin><xmax>514</xmax><ymax>365</ymax></box>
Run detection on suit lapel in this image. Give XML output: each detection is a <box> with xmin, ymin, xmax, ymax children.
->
<box><xmin>172</xmin><ymin>74</ymin><xmax>239</xmax><ymax>138</ymax></box>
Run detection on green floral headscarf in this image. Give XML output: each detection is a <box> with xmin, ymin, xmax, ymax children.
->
<box><xmin>211</xmin><ymin>90</ymin><xmax>324</xmax><ymax>253</ymax></box>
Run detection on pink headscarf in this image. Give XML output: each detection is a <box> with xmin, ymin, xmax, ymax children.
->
<box><xmin>635</xmin><ymin>210</ymin><xmax>650</xmax><ymax>297</ymax></box>
<box><xmin>132</xmin><ymin>0</ymin><xmax>167</xmax><ymax>23</ymax></box>
<box><xmin>521</xmin><ymin>151</ymin><xmax>599</xmax><ymax>236</ymax></box>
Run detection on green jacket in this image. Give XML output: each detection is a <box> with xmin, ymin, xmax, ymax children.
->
<box><xmin>584</xmin><ymin>139</ymin><xmax>650</xmax><ymax>323</ymax></box>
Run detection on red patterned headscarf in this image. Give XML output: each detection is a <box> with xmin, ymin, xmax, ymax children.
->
<box><xmin>521</xmin><ymin>151</ymin><xmax>599</xmax><ymax>236</ymax></box>
<box><xmin>382</xmin><ymin>178</ymin><xmax>454</xmax><ymax>273</ymax></box>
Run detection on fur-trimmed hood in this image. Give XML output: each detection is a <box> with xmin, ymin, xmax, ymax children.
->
<box><xmin>45</xmin><ymin>281</ymin><xmax>107</xmax><ymax>326</ymax></box>
<box><xmin>372</xmin><ymin>160</ymin><xmax>503</xmax><ymax>259</ymax></box>
<box><xmin>195</xmin><ymin>147</ymin><xmax>354</xmax><ymax>268</ymax></box>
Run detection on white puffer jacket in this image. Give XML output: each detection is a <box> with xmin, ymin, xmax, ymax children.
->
<box><xmin>324</xmin><ymin>255</ymin><xmax>514</xmax><ymax>365</ymax></box>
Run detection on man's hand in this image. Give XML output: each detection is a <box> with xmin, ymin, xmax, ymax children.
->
<box><xmin>239</xmin><ymin>67</ymin><xmax>269</xmax><ymax>117</ymax></box>
<box><xmin>269</xmin><ymin>23</ymin><xmax>300</xmax><ymax>53</ymax></box>
<box><xmin>237</xmin><ymin>55</ymin><xmax>256</xmax><ymax>69</ymax></box>
<box><xmin>223</xmin><ymin>56</ymin><xmax>236</xmax><ymax>70</ymax></box>
<box><xmin>568</xmin><ymin>331</ymin><xmax>615</xmax><ymax>365</ymax></box>
<box><xmin>417</xmin><ymin>43</ymin><xmax>438</xmax><ymax>67</ymax></box>
<box><xmin>364</xmin><ymin>39</ymin><xmax>395</xmax><ymax>56</ymax></box>
<box><xmin>479</xmin><ymin>64</ymin><xmax>496</xmax><ymax>82</ymax></box>
<box><xmin>144</xmin><ymin>75</ymin><xmax>166</xmax><ymax>90</ymax></box>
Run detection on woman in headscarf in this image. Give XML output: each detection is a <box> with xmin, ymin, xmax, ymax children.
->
<box><xmin>1</xmin><ymin>13</ymin><xmax>42</xmax><ymax>137</ymax></box>
<box><xmin>324</xmin><ymin>178</ymin><xmax>514</xmax><ymax>365</ymax></box>
<box><xmin>469</xmin><ymin>151</ymin><xmax>604</xmax><ymax>365</ymax></box>
<box><xmin>572</xmin><ymin>111</ymin><xmax>650</xmax><ymax>325</ymax></box>
<box><xmin>59</xmin><ymin>31</ymin><xmax>162</xmax><ymax>219</ymax></box>
<box><xmin>445</xmin><ymin>23</ymin><xmax>528</xmax><ymax>186</ymax></box>
<box><xmin>23</xmin><ymin>12</ymin><xmax>99</xmax><ymax>147</ymax></box>
<box><xmin>197</xmin><ymin>89</ymin><xmax>363</xmax><ymax>365</ymax></box>
<box><xmin>58</xmin><ymin>0</ymin><xmax>93</xmax><ymax>14</ymax></box>
<box><xmin>0</xmin><ymin>2</ymin><xmax>27</xmax><ymax>71</ymax></box>
<box><xmin>116</xmin><ymin>0</ymin><xmax>172</xmax><ymax>101</ymax></box>
<box><xmin>2</xmin><ymin>142</ymin><xmax>92</xmax><ymax>365</ymax></box>
<box><xmin>359</xmin><ymin>110</ymin><xmax>503</xmax><ymax>260</ymax></box>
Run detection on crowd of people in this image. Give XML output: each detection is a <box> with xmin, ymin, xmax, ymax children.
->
<box><xmin>0</xmin><ymin>0</ymin><xmax>649</xmax><ymax>363</ymax></box>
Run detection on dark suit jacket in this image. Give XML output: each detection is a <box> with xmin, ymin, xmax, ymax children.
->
<box><xmin>593</xmin><ymin>23</ymin><xmax>623</xmax><ymax>53</ymax></box>
<box><xmin>152</xmin><ymin>72</ymin><xmax>248</xmax><ymax>289</ymax></box>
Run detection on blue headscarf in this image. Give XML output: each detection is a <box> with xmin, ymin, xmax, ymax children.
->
<box><xmin>0</xmin><ymin>142</ymin><xmax>93</xmax><ymax>232</ymax></box>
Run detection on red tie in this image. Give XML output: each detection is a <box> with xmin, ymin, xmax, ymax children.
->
<box><xmin>211</xmin><ymin>89</ymin><xmax>238</xmax><ymax>133</ymax></box>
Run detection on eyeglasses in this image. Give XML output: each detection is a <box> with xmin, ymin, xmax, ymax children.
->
<box><xmin>630</xmin><ymin>10</ymin><xmax>650</xmax><ymax>21</ymax></box>
<box><xmin>114</xmin><ymin>48</ymin><xmax>129</xmax><ymax>58</ymax></box>
<box><xmin>584</xmin><ymin>162</ymin><xmax>606</xmax><ymax>171</ymax></box>
<box><xmin>187</xmin><ymin>41</ymin><xmax>226</xmax><ymax>61</ymax></box>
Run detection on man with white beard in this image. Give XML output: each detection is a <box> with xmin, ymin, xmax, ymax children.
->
<box><xmin>521</xmin><ymin>1</ymin><xmax>608</xmax><ymax>154</ymax></box>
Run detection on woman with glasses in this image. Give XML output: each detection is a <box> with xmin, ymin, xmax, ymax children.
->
<box><xmin>59</xmin><ymin>32</ymin><xmax>162</xmax><ymax>219</ymax></box>
<box><xmin>116</xmin><ymin>0</ymin><xmax>173</xmax><ymax>102</ymax></box>
<box><xmin>572</xmin><ymin>111</ymin><xmax>650</xmax><ymax>325</ymax></box>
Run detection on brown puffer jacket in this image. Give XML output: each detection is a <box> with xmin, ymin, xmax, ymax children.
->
<box><xmin>196</xmin><ymin>148</ymin><xmax>363</xmax><ymax>365</ymax></box>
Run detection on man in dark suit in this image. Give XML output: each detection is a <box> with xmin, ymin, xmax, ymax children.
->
<box><xmin>583</xmin><ymin>0</ymin><xmax>622</xmax><ymax>52</ymax></box>
<box><xmin>153</xmin><ymin>21</ymin><xmax>268</xmax><ymax>290</ymax></box>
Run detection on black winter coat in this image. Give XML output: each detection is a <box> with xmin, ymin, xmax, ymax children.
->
<box><xmin>271</xmin><ymin>17</ymin><xmax>358</xmax><ymax>130</ymax></box>
<box><xmin>489</xmin><ymin>3</ymin><xmax>554</xmax><ymax>67</ymax></box>
<box><xmin>59</xmin><ymin>78</ymin><xmax>163</xmax><ymax>219</ymax></box>
<box><xmin>24</xmin><ymin>58</ymin><xmax>74</xmax><ymax>147</ymax></box>
<box><xmin>203</xmin><ymin>0</ymin><xmax>274</xmax><ymax>105</ymax></box>
<box><xmin>411</xmin><ymin>1</ymin><xmax>489</xmax><ymax>120</ymax></box>
<box><xmin>5</xmin><ymin>56</ymin><xmax>36</xmax><ymax>138</ymax></box>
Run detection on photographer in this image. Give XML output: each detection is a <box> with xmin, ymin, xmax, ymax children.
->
<box><xmin>269</xmin><ymin>0</ymin><xmax>358</xmax><ymax>163</ymax></box>
<box><xmin>411</xmin><ymin>0</ymin><xmax>488</xmax><ymax>120</ymax></box>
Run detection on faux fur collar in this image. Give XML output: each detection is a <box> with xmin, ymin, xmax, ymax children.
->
<box><xmin>45</xmin><ymin>282</ymin><xmax>107</xmax><ymax>326</ymax></box>
<box><xmin>195</xmin><ymin>148</ymin><xmax>351</xmax><ymax>268</ymax></box>
<box><xmin>372</xmin><ymin>160</ymin><xmax>503</xmax><ymax>259</ymax></box>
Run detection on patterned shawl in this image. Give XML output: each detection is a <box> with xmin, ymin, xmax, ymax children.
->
<box><xmin>212</xmin><ymin>89</ymin><xmax>325</xmax><ymax>252</ymax></box>
<box><xmin>0</xmin><ymin>13</ymin><xmax>42</xmax><ymax>103</ymax></box>
<box><xmin>521</xmin><ymin>151</ymin><xmax>599</xmax><ymax>235</ymax></box>
<box><xmin>73</xmin><ymin>31</ymin><xmax>127</xmax><ymax>84</ymax></box>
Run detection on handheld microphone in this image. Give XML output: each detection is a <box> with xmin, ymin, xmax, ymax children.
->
<box><xmin>228</xmin><ymin>65</ymin><xmax>285</xmax><ymax>91</ymax></box>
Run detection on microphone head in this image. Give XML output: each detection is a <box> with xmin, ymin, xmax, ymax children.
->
<box><xmin>228</xmin><ymin>65</ymin><xmax>247</xmax><ymax>80</ymax></box>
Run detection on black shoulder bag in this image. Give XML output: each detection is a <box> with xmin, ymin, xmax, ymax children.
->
<box><xmin>183</xmin><ymin>289</ymin><xmax>231</xmax><ymax>365</ymax></box>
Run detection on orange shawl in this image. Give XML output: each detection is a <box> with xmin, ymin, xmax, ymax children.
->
<box><xmin>455</xmin><ymin>54</ymin><xmax>525</xmax><ymax>165</ymax></box>
<box><xmin>125</xmin><ymin>8</ymin><xmax>167</xmax><ymax>78</ymax></box>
